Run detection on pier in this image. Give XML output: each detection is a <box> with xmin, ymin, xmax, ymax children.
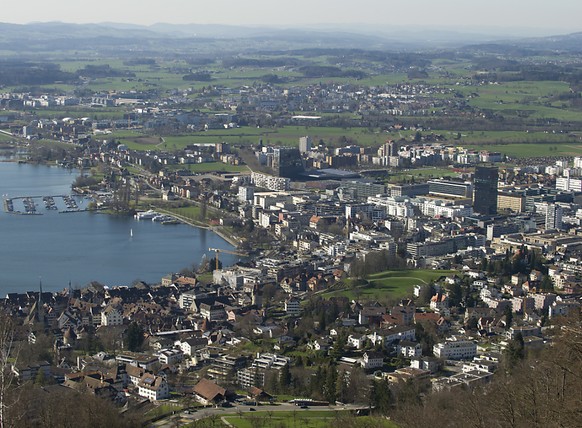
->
<box><xmin>2</xmin><ymin>194</ymin><xmax>92</xmax><ymax>215</ymax></box>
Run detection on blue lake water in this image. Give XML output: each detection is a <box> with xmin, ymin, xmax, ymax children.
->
<box><xmin>0</xmin><ymin>161</ymin><xmax>236</xmax><ymax>294</ymax></box>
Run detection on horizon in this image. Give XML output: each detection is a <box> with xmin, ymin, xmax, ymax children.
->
<box><xmin>0</xmin><ymin>20</ymin><xmax>576</xmax><ymax>40</ymax></box>
<box><xmin>0</xmin><ymin>0</ymin><xmax>578</xmax><ymax>38</ymax></box>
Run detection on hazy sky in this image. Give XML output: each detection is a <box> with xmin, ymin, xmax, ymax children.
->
<box><xmin>2</xmin><ymin>0</ymin><xmax>578</xmax><ymax>35</ymax></box>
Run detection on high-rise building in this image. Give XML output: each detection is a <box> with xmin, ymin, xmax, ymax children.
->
<box><xmin>545</xmin><ymin>203</ymin><xmax>563</xmax><ymax>230</ymax></box>
<box><xmin>473</xmin><ymin>166</ymin><xmax>498</xmax><ymax>215</ymax></box>
<box><xmin>272</xmin><ymin>147</ymin><xmax>304</xmax><ymax>178</ymax></box>
<box><xmin>299</xmin><ymin>136</ymin><xmax>312</xmax><ymax>154</ymax></box>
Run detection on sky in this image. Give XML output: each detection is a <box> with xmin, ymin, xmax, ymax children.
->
<box><xmin>2</xmin><ymin>0</ymin><xmax>579</xmax><ymax>36</ymax></box>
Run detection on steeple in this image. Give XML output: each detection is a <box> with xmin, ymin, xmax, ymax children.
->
<box><xmin>37</xmin><ymin>276</ymin><xmax>45</xmax><ymax>323</ymax></box>
<box><xmin>38</xmin><ymin>277</ymin><xmax>43</xmax><ymax>309</ymax></box>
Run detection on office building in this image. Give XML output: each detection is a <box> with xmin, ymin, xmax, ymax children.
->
<box><xmin>428</xmin><ymin>179</ymin><xmax>473</xmax><ymax>198</ymax></box>
<box><xmin>473</xmin><ymin>166</ymin><xmax>498</xmax><ymax>215</ymax></box>
<box><xmin>272</xmin><ymin>147</ymin><xmax>304</xmax><ymax>178</ymax></box>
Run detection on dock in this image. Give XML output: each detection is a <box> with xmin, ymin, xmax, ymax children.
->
<box><xmin>2</xmin><ymin>194</ymin><xmax>92</xmax><ymax>215</ymax></box>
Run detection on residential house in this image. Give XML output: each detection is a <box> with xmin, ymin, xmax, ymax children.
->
<box><xmin>430</xmin><ymin>292</ymin><xmax>449</xmax><ymax>314</ymax></box>
<box><xmin>158</xmin><ymin>348</ymin><xmax>184</xmax><ymax>365</ymax></box>
<box><xmin>361</xmin><ymin>351</ymin><xmax>384</xmax><ymax>370</ymax></box>
<box><xmin>397</xmin><ymin>340</ymin><xmax>422</xmax><ymax>358</ymax></box>
<box><xmin>192</xmin><ymin>378</ymin><xmax>227</xmax><ymax>406</ymax></box>
<box><xmin>308</xmin><ymin>337</ymin><xmax>331</xmax><ymax>352</ymax></box>
<box><xmin>101</xmin><ymin>305</ymin><xmax>123</xmax><ymax>326</ymax></box>
<box><xmin>138</xmin><ymin>373</ymin><xmax>170</xmax><ymax>401</ymax></box>
<box><xmin>347</xmin><ymin>334</ymin><xmax>367</xmax><ymax>349</ymax></box>
<box><xmin>410</xmin><ymin>356</ymin><xmax>441</xmax><ymax>373</ymax></box>
<box><xmin>199</xmin><ymin>303</ymin><xmax>226</xmax><ymax>321</ymax></box>
<box><xmin>180</xmin><ymin>337</ymin><xmax>208</xmax><ymax>356</ymax></box>
<box><xmin>126</xmin><ymin>364</ymin><xmax>146</xmax><ymax>386</ymax></box>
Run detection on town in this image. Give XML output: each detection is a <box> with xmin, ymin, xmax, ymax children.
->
<box><xmin>1</xmin><ymin>23</ymin><xmax>582</xmax><ymax>428</ymax></box>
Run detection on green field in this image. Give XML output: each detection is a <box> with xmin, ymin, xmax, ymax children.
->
<box><xmin>388</xmin><ymin>167</ymin><xmax>461</xmax><ymax>183</ymax></box>
<box><xmin>222</xmin><ymin>411</ymin><xmax>397</xmax><ymax>428</ymax></box>
<box><xmin>167</xmin><ymin>163</ymin><xmax>249</xmax><ymax>174</ymax></box>
<box><xmin>323</xmin><ymin>269</ymin><xmax>456</xmax><ymax>300</ymax></box>
<box><xmin>111</xmin><ymin>125</ymin><xmax>582</xmax><ymax>154</ymax></box>
<box><xmin>464</xmin><ymin>141</ymin><xmax>582</xmax><ymax>158</ymax></box>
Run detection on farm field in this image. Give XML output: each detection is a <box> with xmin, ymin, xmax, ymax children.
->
<box><xmin>109</xmin><ymin>126</ymin><xmax>581</xmax><ymax>154</ymax></box>
<box><xmin>463</xmin><ymin>142</ymin><xmax>582</xmax><ymax>158</ymax></box>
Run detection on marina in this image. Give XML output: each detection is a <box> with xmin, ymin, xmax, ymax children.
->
<box><xmin>3</xmin><ymin>194</ymin><xmax>91</xmax><ymax>215</ymax></box>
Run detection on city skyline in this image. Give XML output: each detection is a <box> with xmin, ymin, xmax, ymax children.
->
<box><xmin>1</xmin><ymin>0</ymin><xmax>579</xmax><ymax>37</ymax></box>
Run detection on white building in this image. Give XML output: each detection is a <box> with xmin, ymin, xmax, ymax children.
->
<box><xmin>101</xmin><ymin>305</ymin><xmax>123</xmax><ymax>326</ymax></box>
<box><xmin>361</xmin><ymin>351</ymin><xmax>384</xmax><ymax>369</ymax></box>
<box><xmin>137</xmin><ymin>374</ymin><xmax>170</xmax><ymax>401</ymax></box>
<box><xmin>433</xmin><ymin>339</ymin><xmax>477</xmax><ymax>360</ymax></box>
<box><xmin>158</xmin><ymin>348</ymin><xmax>184</xmax><ymax>365</ymax></box>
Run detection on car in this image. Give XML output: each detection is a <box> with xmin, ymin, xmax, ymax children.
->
<box><xmin>249</xmin><ymin>407</ymin><xmax>256</xmax><ymax>411</ymax></box>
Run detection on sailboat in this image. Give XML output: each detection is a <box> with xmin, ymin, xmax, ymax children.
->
<box><xmin>130</xmin><ymin>228</ymin><xmax>133</xmax><ymax>238</ymax></box>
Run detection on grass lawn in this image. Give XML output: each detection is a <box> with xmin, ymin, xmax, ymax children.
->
<box><xmin>222</xmin><ymin>410</ymin><xmax>398</xmax><ymax>428</ymax></box>
<box><xmin>0</xmin><ymin>133</ymin><xmax>16</xmax><ymax>142</ymax></box>
<box><xmin>163</xmin><ymin>206</ymin><xmax>203</xmax><ymax>221</ymax></box>
<box><xmin>145</xmin><ymin>403</ymin><xmax>183</xmax><ymax>419</ymax></box>
<box><xmin>388</xmin><ymin>167</ymin><xmax>461</xmax><ymax>183</ymax></box>
<box><xmin>323</xmin><ymin>269</ymin><xmax>456</xmax><ymax>301</ymax></box>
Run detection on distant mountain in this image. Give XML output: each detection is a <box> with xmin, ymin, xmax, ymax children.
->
<box><xmin>516</xmin><ymin>32</ymin><xmax>582</xmax><ymax>52</ymax></box>
<box><xmin>458</xmin><ymin>32</ymin><xmax>582</xmax><ymax>55</ymax></box>
<box><xmin>0</xmin><ymin>21</ymin><xmax>580</xmax><ymax>57</ymax></box>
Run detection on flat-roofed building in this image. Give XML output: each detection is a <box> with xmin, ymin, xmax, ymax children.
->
<box><xmin>428</xmin><ymin>179</ymin><xmax>473</xmax><ymax>198</ymax></box>
<box><xmin>498</xmin><ymin>191</ymin><xmax>525</xmax><ymax>213</ymax></box>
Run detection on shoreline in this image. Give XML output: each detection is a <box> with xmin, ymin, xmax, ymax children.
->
<box><xmin>152</xmin><ymin>207</ymin><xmax>241</xmax><ymax>248</ymax></box>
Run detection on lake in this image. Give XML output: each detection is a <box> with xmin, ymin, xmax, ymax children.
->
<box><xmin>0</xmin><ymin>161</ymin><xmax>237</xmax><ymax>294</ymax></box>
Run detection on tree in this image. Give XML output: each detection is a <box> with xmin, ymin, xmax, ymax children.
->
<box><xmin>324</xmin><ymin>365</ymin><xmax>337</xmax><ymax>403</ymax></box>
<box><xmin>0</xmin><ymin>313</ymin><xmax>19</xmax><ymax>428</ymax></box>
<box><xmin>503</xmin><ymin>332</ymin><xmax>525</xmax><ymax>371</ymax></box>
<box><xmin>417</xmin><ymin>283</ymin><xmax>435</xmax><ymax>305</ymax></box>
<box><xmin>447</xmin><ymin>282</ymin><xmax>463</xmax><ymax>307</ymax></box>
<box><xmin>262</xmin><ymin>284</ymin><xmax>277</xmax><ymax>308</ymax></box>
<box><xmin>370</xmin><ymin>380</ymin><xmax>393</xmax><ymax>414</ymax></box>
<box><xmin>335</xmin><ymin>370</ymin><xmax>348</xmax><ymax>404</ymax></box>
<box><xmin>126</xmin><ymin>323</ymin><xmax>144</xmax><ymax>352</ymax></box>
<box><xmin>540</xmin><ymin>275</ymin><xmax>554</xmax><ymax>291</ymax></box>
<box><xmin>198</xmin><ymin>199</ymin><xmax>208</xmax><ymax>221</ymax></box>
<box><xmin>346</xmin><ymin>367</ymin><xmax>370</xmax><ymax>404</ymax></box>
<box><xmin>279</xmin><ymin>364</ymin><xmax>292</xmax><ymax>393</ymax></box>
<box><xmin>503</xmin><ymin>305</ymin><xmax>513</xmax><ymax>329</ymax></box>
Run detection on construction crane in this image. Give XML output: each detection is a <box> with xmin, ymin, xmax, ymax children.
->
<box><xmin>208</xmin><ymin>247</ymin><xmax>247</xmax><ymax>271</ymax></box>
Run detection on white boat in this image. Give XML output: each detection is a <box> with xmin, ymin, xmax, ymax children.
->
<box><xmin>135</xmin><ymin>210</ymin><xmax>158</xmax><ymax>220</ymax></box>
<box><xmin>152</xmin><ymin>214</ymin><xmax>174</xmax><ymax>222</ymax></box>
